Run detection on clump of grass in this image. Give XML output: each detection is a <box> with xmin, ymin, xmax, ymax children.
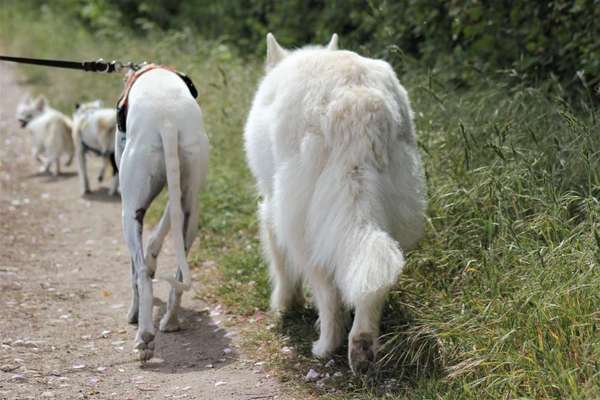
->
<box><xmin>2</xmin><ymin>5</ymin><xmax>600</xmax><ymax>399</ymax></box>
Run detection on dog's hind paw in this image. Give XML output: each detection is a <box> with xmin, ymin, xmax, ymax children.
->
<box><xmin>134</xmin><ymin>330</ymin><xmax>155</xmax><ymax>362</ymax></box>
<box><xmin>159</xmin><ymin>313</ymin><xmax>181</xmax><ymax>332</ymax></box>
<box><xmin>348</xmin><ymin>333</ymin><xmax>377</xmax><ymax>375</ymax></box>
<box><xmin>127</xmin><ymin>307</ymin><xmax>139</xmax><ymax>325</ymax></box>
<box><xmin>312</xmin><ymin>338</ymin><xmax>335</xmax><ymax>359</ymax></box>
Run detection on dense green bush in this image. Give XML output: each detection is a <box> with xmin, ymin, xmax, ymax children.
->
<box><xmin>22</xmin><ymin>0</ymin><xmax>598</xmax><ymax>101</ymax></box>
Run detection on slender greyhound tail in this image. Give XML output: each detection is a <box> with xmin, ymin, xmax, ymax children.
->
<box><xmin>157</xmin><ymin>121</ymin><xmax>192</xmax><ymax>293</ymax></box>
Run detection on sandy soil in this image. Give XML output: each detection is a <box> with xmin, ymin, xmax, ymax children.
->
<box><xmin>0</xmin><ymin>62</ymin><xmax>286</xmax><ymax>400</ymax></box>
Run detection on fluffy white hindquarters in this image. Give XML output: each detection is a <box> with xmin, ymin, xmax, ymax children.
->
<box><xmin>305</xmin><ymin>86</ymin><xmax>414</xmax><ymax>305</ymax></box>
<box><xmin>244</xmin><ymin>34</ymin><xmax>426</xmax><ymax>373</ymax></box>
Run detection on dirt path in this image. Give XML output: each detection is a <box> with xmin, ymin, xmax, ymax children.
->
<box><xmin>0</xmin><ymin>63</ymin><xmax>286</xmax><ymax>400</ymax></box>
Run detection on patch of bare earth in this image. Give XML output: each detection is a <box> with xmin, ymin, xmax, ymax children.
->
<box><xmin>0</xmin><ymin>62</ymin><xmax>288</xmax><ymax>400</ymax></box>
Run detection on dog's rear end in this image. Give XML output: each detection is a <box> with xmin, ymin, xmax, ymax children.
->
<box><xmin>72</xmin><ymin>102</ymin><xmax>119</xmax><ymax>195</ymax></box>
<box><xmin>245</xmin><ymin>34</ymin><xmax>427</xmax><ymax>374</ymax></box>
<box><xmin>117</xmin><ymin>69</ymin><xmax>209</xmax><ymax>361</ymax></box>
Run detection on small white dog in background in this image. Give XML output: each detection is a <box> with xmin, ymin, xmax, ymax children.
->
<box><xmin>244</xmin><ymin>34</ymin><xmax>427</xmax><ymax>374</ymax></box>
<box><xmin>116</xmin><ymin>67</ymin><xmax>209</xmax><ymax>361</ymax></box>
<box><xmin>72</xmin><ymin>100</ymin><xmax>119</xmax><ymax>195</ymax></box>
<box><xmin>16</xmin><ymin>95</ymin><xmax>74</xmax><ymax>176</ymax></box>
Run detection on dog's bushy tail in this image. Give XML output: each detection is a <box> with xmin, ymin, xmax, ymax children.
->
<box><xmin>157</xmin><ymin>121</ymin><xmax>191</xmax><ymax>293</ymax></box>
<box><xmin>341</xmin><ymin>225</ymin><xmax>405</xmax><ymax>305</ymax></box>
<box><xmin>309</xmin><ymin>85</ymin><xmax>408</xmax><ymax>305</ymax></box>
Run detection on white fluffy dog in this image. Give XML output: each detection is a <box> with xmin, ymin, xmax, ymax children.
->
<box><xmin>244</xmin><ymin>34</ymin><xmax>427</xmax><ymax>373</ymax></box>
<box><xmin>16</xmin><ymin>95</ymin><xmax>74</xmax><ymax>175</ymax></box>
<box><xmin>72</xmin><ymin>100</ymin><xmax>119</xmax><ymax>195</ymax></box>
<box><xmin>115</xmin><ymin>67</ymin><xmax>209</xmax><ymax>361</ymax></box>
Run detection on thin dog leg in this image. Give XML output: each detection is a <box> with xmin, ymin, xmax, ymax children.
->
<box><xmin>123</xmin><ymin>206</ymin><xmax>155</xmax><ymax>361</ymax></box>
<box><xmin>127</xmin><ymin>259</ymin><xmax>139</xmax><ymax>324</ymax></box>
<box><xmin>76</xmin><ymin>146</ymin><xmax>90</xmax><ymax>194</ymax></box>
<box><xmin>144</xmin><ymin>204</ymin><xmax>170</xmax><ymax>276</ymax></box>
<box><xmin>108</xmin><ymin>152</ymin><xmax>119</xmax><ymax>196</ymax></box>
<box><xmin>97</xmin><ymin>157</ymin><xmax>108</xmax><ymax>182</ymax></box>
<box><xmin>120</xmin><ymin>145</ymin><xmax>166</xmax><ymax>361</ymax></box>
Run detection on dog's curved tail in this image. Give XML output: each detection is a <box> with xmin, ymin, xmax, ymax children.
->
<box><xmin>309</xmin><ymin>85</ymin><xmax>411</xmax><ymax>305</ymax></box>
<box><xmin>341</xmin><ymin>224</ymin><xmax>405</xmax><ymax>305</ymax></box>
<box><xmin>157</xmin><ymin>121</ymin><xmax>192</xmax><ymax>293</ymax></box>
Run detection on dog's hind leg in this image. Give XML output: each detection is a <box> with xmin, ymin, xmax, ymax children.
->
<box><xmin>54</xmin><ymin>158</ymin><xmax>61</xmax><ymax>176</ymax></box>
<box><xmin>261</xmin><ymin>199</ymin><xmax>303</xmax><ymax>314</ymax></box>
<box><xmin>120</xmin><ymin>148</ymin><xmax>166</xmax><ymax>362</ymax></box>
<box><xmin>122</xmin><ymin>203</ymin><xmax>155</xmax><ymax>361</ymax></box>
<box><xmin>144</xmin><ymin>205</ymin><xmax>170</xmax><ymax>277</ymax></box>
<box><xmin>76</xmin><ymin>146</ymin><xmax>90</xmax><ymax>194</ymax></box>
<box><xmin>348</xmin><ymin>290</ymin><xmax>386</xmax><ymax>374</ymax></box>
<box><xmin>127</xmin><ymin>259</ymin><xmax>139</xmax><ymax>324</ymax></box>
<box><xmin>97</xmin><ymin>157</ymin><xmax>108</xmax><ymax>182</ymax></box>
<box><xmin>108</xmin><ymin>152</ymin><xmax>119</xmax><ymax>196</ymax></box>
<box><xmin>155</xmin><ymin>200</ymin><xmax>181</xmax><ymax>332</ymax></box>
<box><xmin>309</xmin><ymin>268</ymin><xmax>345</xmax><ymax>358</ymax></box>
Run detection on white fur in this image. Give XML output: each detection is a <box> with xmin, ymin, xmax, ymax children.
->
<box><xmin>244</xmin><ymin>34</ymin><xmax>427</xmax><ymax>373</ymax></box>
<box><xmin>116</xmin><ymin>68</ymin><xmax>209</xmax><ymax>361</ymax></box>
<box><xmin>16</xmin><ymin>95</ymin><xmax>74</xmax><ymax>175</ymax></box>
<box><xmin>72</xmin><ymin>100</ymin><xmax>119</xmax><ymax>195</ymax></box>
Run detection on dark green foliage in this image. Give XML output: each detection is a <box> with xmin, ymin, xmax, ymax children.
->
<box><xmin>17</xmin><ymin>0</ymin><xmax>600</xmax><ymax>101</ymax></box>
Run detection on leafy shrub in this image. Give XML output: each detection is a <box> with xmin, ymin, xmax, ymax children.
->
<box><xmin>25</xmin><ymin>0</ymin><xmax>597</xmax><ymax>101</ymax></box>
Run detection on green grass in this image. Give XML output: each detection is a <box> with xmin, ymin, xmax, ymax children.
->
<box><xmin>2</xmin><ymin>4</ymin><xmax>599</xmax><ymax>399</ymax></box>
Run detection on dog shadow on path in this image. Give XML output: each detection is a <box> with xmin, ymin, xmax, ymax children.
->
<box><xmin>24</xmin><ymin>170</ymin><xmax>77</xmax><ymax>181</ymax></box>
<box><xmin>139</xmin><ymin>300</ymin><xmax>235</xmax><ymax>373</ymax></box>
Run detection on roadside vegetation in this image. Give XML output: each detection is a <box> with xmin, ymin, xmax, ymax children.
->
<box><xmin>1</xmin><ymin>2</ymin><xmax>599</xmax><ymax>399</ymax></box>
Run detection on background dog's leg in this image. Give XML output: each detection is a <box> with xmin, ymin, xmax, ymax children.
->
<box><xmin>97</xmin><ymin>157</ymin><xmax>108</xmax><ymax>182</ymax></box>
<box><xmin>348</xmin><ymin>290</ymin><xmax>386</xmax><ymax>374</ymax></box>
<box><xmin>108</xmin><ymin>152</ymin><xmax>119</xmax><ymax>196</ymax></box>
<box><xmin>309</xmin><ymin>269</ymin><xmax>345</xmax><ymax>358</ymax></box>
<box><xmin>54</xmin><ymin>157</ymin><xmax>60</xmax><ymax>176</ymax></box>
<box><xmin>64</xmin><ymin>145</ymin><xmax>74</xmax><ymax>167</ymax></box>
<box><xmin>127</xmin><ymin>259</ymin><xmax>139</xmax><ymax>324</ymax></box>
<box><xmin>261</xmin><ymin>199</ymin><xmax>303</xmax><ymax>313</ymax></box>
<box><xmin>40</xmin><ymin>158</ymin><xmax>51</xmax><ymax>174</ymax></box>
<box><xmin>76</xmin><ymin>146</ymin><xmax>90</xmax><ymax>194</ymax></box>
<box><xmin>33</xmin><ymin>148</ymin><xmax>43</xmax><ymax>164</ymax></box>
<box><xmin>108</xmin><ymin>174</ymin><xmax>119</xmax><ymax>196</ymax></box>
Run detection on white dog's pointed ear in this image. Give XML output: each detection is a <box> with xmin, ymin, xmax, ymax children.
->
<box><xmin>266</xmin><ymin>33</ymin><xmax>287</xmax><ymax>71</ymax></box>
<box><xmin>327</xmin><ymin>33</ymin><xmax>339</xmax><ymax>50</ymax></box>
<box><xmin>34</xmin><ymin>96</ymin><xmax>47</xmax><ymax>111</ymax></box>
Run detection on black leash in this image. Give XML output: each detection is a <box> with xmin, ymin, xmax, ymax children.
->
<box><xmin>0</xmin><ymin>55</ymin><xmax>139</xmax><ymax>73</ymax></box>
